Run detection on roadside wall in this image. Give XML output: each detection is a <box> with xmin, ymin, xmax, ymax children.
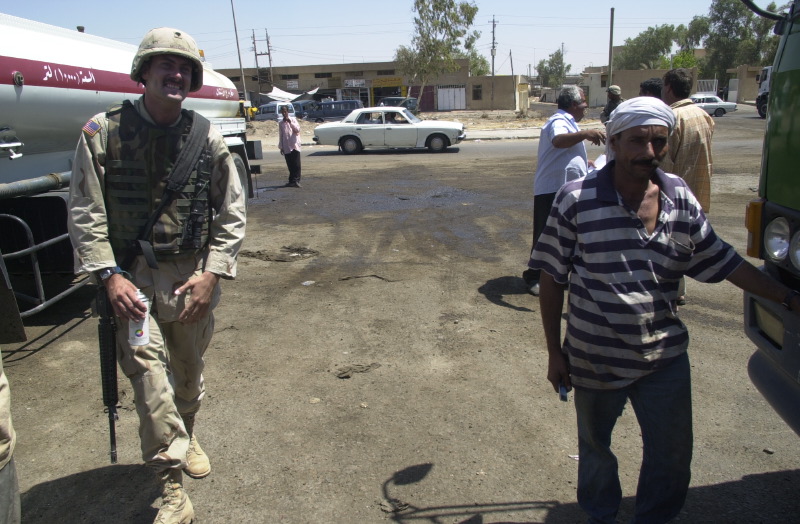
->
<box><xmin>728</xmin><ymin>65</ymin><xmax>762</xmax><ymax>102</ymax></box>
<box><xmin>465</xmin><ymin>75</ymin><xmax>526</xmax><ymax>111</ymax></box>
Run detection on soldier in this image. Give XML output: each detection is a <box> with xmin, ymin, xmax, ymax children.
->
<box><xmin>68</xmin><ymin>28</ymin><xmax>246</xmax><ymax>523</ymax></box>
<box><xmin>600</xmin><ymin>85</ymin><xmax>624</xmax><ymax>124</ymax></box>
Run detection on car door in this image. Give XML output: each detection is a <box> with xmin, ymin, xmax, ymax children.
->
<box><xmin>384</xmin><ymin>110</ymin><xmax>418</xmax><ymax>147</ymax></box>
<box><xmin>354</xmin><ymin>111</ymin><xmax>385</xmax><ymax>146</ymax></box>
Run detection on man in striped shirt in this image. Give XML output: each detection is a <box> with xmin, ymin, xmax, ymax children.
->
<box><xmin>529</xmin><ymin>97</ymin><xmax>800</xmax><ymax>523</ymax></box>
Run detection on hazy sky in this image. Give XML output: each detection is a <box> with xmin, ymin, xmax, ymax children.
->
<box><xmin>5</xmin><ymin>0</ymin><xmax>750</xmax><ymax>75</ymax></box>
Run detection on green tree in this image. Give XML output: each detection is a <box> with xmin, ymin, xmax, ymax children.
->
<box><xmin>537</xmin><ymin>49</ymin><xmax>570</xmax><ymax>88</ymax></box>
<box><xmin>702</xmin><ymin>0</ymin><xmax>781</xmax><ymax>82</ymax></box>
<box><xmin>613</xmin><ymin>25</ymin><xmax>677</xmax><ymax>70</ymax></box>
<box><xmin>394</xmin><ymin>0</ymin><xmax>480</xmax><ymax>101</ymax></box>
<box><xmin>671</xmin><ymin>50</ymin><xmax>700</xmax><ymax>69</ymax></box>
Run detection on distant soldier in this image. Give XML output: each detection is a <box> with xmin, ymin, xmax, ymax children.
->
<box><xmin>600</xmin><ymin>85</ymin><xmax>624</xmax><ymax>123</ymax></box>
<box><xmin>68</xmin><ymin>27</ymin><xmax>246</xmax><ymax>523</ymax></box>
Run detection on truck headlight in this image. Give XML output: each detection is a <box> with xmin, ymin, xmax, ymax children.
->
<box><xmin>790</xmin><ymin>231</ymin><xmax>800</xmax><ymax>270</ymax></box>
<box><xmin>764</xmin><ymin>217</ymin><xmax>790</xmax><ymax>261</ymax></box>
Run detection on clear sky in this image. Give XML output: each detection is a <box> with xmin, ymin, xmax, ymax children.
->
<box><xmin>5</xmin><ymin>0</ymin><xmax>759</xmax><ymax>76</ymax></box>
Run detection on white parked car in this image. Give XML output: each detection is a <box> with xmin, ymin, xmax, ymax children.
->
<box><xmin>690</xmin><ymin>94</ymin><xmax>738</xmax><ymax>117</ymax></box>
<box><xmin>312</xmin><ymin>107</ymin><xmax>466</xmax><ymax>154</ymax></box>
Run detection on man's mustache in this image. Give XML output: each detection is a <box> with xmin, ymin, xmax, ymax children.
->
<box><xmin>633</xmin><ymin>158</ymin><xmax>661</xmax><ymax>168</ymax></box>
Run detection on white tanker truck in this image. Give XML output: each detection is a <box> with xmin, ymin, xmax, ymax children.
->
<box><xmin>0</xmin><ymin>13</ymin><xmax>262</xmax><ymax>342</ymax></box>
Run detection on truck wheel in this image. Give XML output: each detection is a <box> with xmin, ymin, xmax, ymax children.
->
<box><xmin>758</xmin><ymin>101</ymin><xmax>767</xmax><ymax>119</ymax></box>
<box><xmin>340</xmin><ymin>136</ymin><xmax>363</xmax><ymax>155</ymax></box>
<box><xmin>427</xmin><ymin>134</ymin><xmax>449</xmax><ymax>153</ymax></box>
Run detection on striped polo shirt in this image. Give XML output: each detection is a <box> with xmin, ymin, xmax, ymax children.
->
<box><xmin>529</xmin><ymin>162</ymin><xmax>744</xmax><ymax>390</ymax></box>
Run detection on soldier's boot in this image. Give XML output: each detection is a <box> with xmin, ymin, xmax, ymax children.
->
<box><xmin>154</xmin><ymin>469</ymin><xmax>194</xmax><ymax>524</ymax></box>
<box><xmin>182</xmin><ymin>414</ymin><xmax>211</xmax><ymax>479</ymax></box>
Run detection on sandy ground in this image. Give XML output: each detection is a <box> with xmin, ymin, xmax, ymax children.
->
<box><xmin>3</xmin><ymin>105</ymin><xmax>798</xmax><ymax>523</ymax></box>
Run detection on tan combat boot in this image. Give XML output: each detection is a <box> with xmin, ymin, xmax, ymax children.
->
<box><xmin>154</xmin><ymin>469</ymin><xmax>194</xmax><ymax>524</ymax></box>
<box><xmin>182</xmin><ymin>414</ymin><xmax>211</xmax><ymax>479</ymax></box>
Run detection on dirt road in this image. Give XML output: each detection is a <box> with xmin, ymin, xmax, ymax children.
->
<box><xmin>4</xmin><ymin>106</ymin><xmax>799</xmax><ymax>523</ymax></box>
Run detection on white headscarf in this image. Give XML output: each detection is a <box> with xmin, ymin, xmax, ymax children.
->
<box><xmin>605</xmin><ymin>97</ymin><xmax>676</xmax><ymax>161</ymax></box>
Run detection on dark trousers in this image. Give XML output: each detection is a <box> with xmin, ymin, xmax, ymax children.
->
<box><xmin>523</xmin><ymin>192</ymin><xmax>557</xmax><ymax>285</ymax></box>
<box><xmin>284</xmin><ymin>149</ymin><xmax>301</xmax><ymax>183</ymax></box>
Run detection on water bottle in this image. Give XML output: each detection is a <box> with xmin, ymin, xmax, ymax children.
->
<box><xmin>128</xmin><ymin>289</ymin><xmax>151</xmax><ymax>346</ymax></box>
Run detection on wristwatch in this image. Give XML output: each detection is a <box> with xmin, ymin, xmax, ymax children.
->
<box><xmin>95</xmin><ymin>266</ymin><xmax>122</xmax><ymax>282</ymax></box>
<box><xmin>781</xmin><ymin>289</ymin><xmax>800</xmax><ymax>311</ymax></box>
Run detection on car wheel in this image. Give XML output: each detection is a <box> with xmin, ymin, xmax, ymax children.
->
<box><xmin>714</xmin><ymin>108</ymin><xmax>725</xmax><ymax>117</ymax></box>
<box><xmin>427</xmin><ymin>134</ymin><xmax>449</xmax><ymax>153</ymax></box>
<box><xmin>315</xmin><ymin>118</ymin><xmax>325</xmax><ymax>123</ymax></box>
<box><xmin>340</xmin><ymin>136</ymin><xmax>363</xmax><ymax>155</ymax></box>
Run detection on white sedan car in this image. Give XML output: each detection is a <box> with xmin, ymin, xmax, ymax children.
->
<box><xmin>690</xmin><ymin>94</ymin><xmax>738</xmax><ymax>117</ymax></box>
<box><xmin>312</xmin><ymin>107</ymin><xmax>466</xmax><ymax>154</ymax></box>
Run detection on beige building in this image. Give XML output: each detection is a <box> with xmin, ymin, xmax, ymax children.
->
<box><xmin>582</xmin><ymin>68</ymin><xmax>705</xmax><ymax>107</ymax></box>
<box><xmin>217</xmin><ymin>60</ymin><xmax>527</xmax><ymax>112</ymax></box>
<box><xmin>726</xmin><ymin>64</ymin><xmax>763</xmax><ymax>103</ymax></box>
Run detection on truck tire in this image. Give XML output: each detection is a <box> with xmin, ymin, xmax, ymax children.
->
<box><xmin>758</xmin><ymin>100</ymin><xmax>768</xmax><ymax>119</ymax></box>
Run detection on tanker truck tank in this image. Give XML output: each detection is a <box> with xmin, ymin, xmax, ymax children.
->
<box><xmin>0</xmin><ymin>13</ymin><xmax>246</xmax><ymax>183</ymax></box>
<box><xmin>0</xmin><ymin>13</ymin><xmax>261</xmax><ymax>342</ymax></box>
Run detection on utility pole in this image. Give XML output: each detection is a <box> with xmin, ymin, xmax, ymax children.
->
<box><xmin>509</xmin><ymin>50</ymin><xmax>515</xmax><ymax>110</ymax></box>
<box><xmin>230</xmin><ymin>0</ymin><xmax>247</xmax><ymax>102</ymax></box>
<box><xmin>608</xmin><ymin>8</ymin><xmax>615</xmax><ymax>88</ymax></box>
<box><xmin>490</xmin><ymin>15</ymin><xmax>497</xmax><ymax>110</ymax></box>
<box><xmin>264</xmin><ymin>30</ymin><xmax>274</xmax><ymax>88</ymax></box>
<box><xmin>251</xmin><ymin>30</ymin><xmax>261</xmax><ymax>94</ymax></box>
<box><xmin>250</xmin><ymin>29</ymin><xmax>275</xmax><ymax>100</ymax></box>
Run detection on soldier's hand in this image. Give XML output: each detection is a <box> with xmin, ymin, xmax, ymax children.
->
<box><xmin>174</xmin><ymin>271</ymin><xmax>220</xmax><ymax>323</ymax></box>
<box><xmin>107</xmin><ymin>275</ymin><xmax>147</xmax><ymax>321</ymax></box>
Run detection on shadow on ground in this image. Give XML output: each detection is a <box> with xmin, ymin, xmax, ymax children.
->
<box><xmin>22</xmin><ymin>464</ymin><xmax>158</xmax><ymax>523</ymax></box>
<box><xmin>381</xmin><ymin>463</ymin><xmax>800</xmax><ymax>523</ymax></box>
<box><xmin>478</xmin><ymin>276</ymin><xmax>533</xmax><ymax>313</ymax></box>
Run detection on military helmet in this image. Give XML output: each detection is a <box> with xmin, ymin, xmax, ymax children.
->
<box><xmin>130</xmin><ymin>27</ymin><xmax>204</xmax><ymax>92</ymax></box>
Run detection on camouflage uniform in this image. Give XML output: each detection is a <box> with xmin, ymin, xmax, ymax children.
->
<box><xmin>68</xmin><ymin>97</ymin><xmax>246</xmax><ymax>471</ymax></box>
<box><xmin>0</xmin><ymin>355</ymin><xmax>20</xmax><ymax>524</ymax></box>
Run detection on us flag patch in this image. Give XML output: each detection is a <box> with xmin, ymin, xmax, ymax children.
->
<box><xmin>82</xmin><ymin>119</ymin><xmax>101</xmax><ymax>137</ymax></box>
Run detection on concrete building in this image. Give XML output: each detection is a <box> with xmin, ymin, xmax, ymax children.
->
<box><xmin>217</xmin><ymin>59</ymin><xmax>527</xmax><ymax>112</ymax></box>
<box><xmin>726</xmin><ymin>64</ymin><xmax>762</xmax><ymax>103</ymax></box>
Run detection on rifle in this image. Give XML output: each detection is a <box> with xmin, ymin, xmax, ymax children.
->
<box><xmin>96</xmin><ymin>286</ymin><xmax>119</xmax><ymax>463</ymax></box>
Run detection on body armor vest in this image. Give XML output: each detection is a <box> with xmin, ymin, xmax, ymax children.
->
<box><xmin>104</xmin><ymin>101</ymin><xmax>212</xmax><ymax>261</ymax></box>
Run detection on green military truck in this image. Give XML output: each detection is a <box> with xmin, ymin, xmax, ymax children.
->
<box><xmin>742</xmin><ymin>0</ymin><xmax>800</xmax><ymax>435</ymax></box>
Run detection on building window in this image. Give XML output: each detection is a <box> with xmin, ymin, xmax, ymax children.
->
<box><xmin>315</xmin><ymin>72</ymin><xmax>333</xmax><ymax>78</ymax></box>
<box><xmin>280</xmin><ymin>74</ymin><xmax>299</xmax><ymax>80</ymax></box>
<box><xmin>472</xmin><ymin>84</ymin><xmax>482</xmax><ymax>101</ymax></box>
<box><xmin>377</xmin><ymin>70</ymin><xmax>395</xmax><ymax>76</ymax></box>
<box><xmin>229</xmin><ymin>76</ymin><xmax>241</xmax><ymax>82</ymax></box>
<box><xmin>345</xmin><ymin>71</ymin><xmax>364</xmax><ymax>77</ymax></box>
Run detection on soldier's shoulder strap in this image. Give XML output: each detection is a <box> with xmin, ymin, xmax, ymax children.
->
<box><xmin>166</xmin><ymin>110</ymin><xmax>211</xmax><ymax>192</ymax></box>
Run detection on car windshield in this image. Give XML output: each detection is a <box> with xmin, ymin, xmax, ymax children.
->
<box><xmin>400</xmin><ymin>109</ymin><xmax>421</xmax><ymax>123</ymax></box>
